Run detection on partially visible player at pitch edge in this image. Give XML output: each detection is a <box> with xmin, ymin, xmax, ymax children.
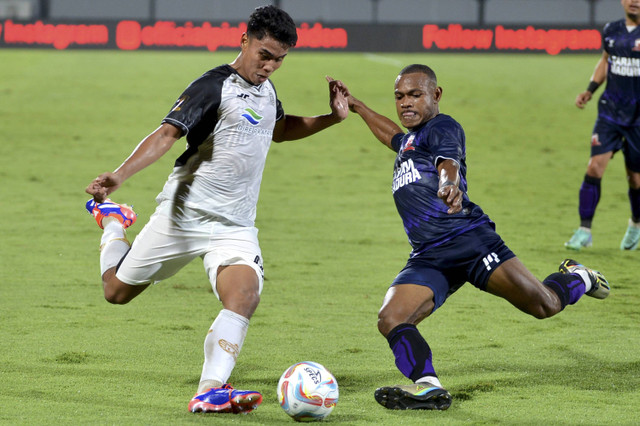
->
<box><xmin>565</xmin><ymin>0</ymin><xmax>640</xmax><ymax>251</ymax></box>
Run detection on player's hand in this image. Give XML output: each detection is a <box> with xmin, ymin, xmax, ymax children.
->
<box><xmin>575</xmin><ymin>91</ymin><xmax>592</xmax><ymax>109</ymax></box>
<box><xmin>437</xmin><ymin>184</ymin><xmax>463</xmax><ymax>214</ymax></box>
<box><xmin>326</xmin><ymin>76</ymin><xmax>349</xmax><ymax>122</ymax></box>
<box><xmin>326</xmin><ymin>76</ymin><xmax>362</xmax><ymax>113</ymax></box>
<box><xmin>85</xmin><ymin>172</ymin><xmax>123</xmax><ymax>203</ymax></box>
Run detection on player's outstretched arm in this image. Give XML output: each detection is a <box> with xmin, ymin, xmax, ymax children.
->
<box><xmin>335</xmin><ymin>78</ymin><xmax>403</xmax><ymax>151</ymax></box>
<box><xmin>576</xmin><ymin>50</ymin><xmax>608</xmax><ymax>109</ymax></box>
<box><xmin>272</xmin><ymin>77</ymin><xmax>348</xmax><ymax>142</ymax></box>
<box><xmin>436</xmin><ymin>159</ymin><xmax>463</xmax><ymax>214</ymax></box>
<box><xmin>85</xmin><ymin>122</ymin><xmax>181</xmax><ymax>202</ymax></box>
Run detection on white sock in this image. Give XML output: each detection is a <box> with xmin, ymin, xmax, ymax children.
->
<box><xmin>573</xmin><ymin>269</ymin><xmax>592</xmax><ymax>293</ymax></box>
<box><xmin>416</xmin><ymin>376</ymin><xmax>443</xmax><ymax>388</ymax></box>
<box><xmin>199</xmin><ymin>309</ymin><xmax>249</xmax><ymax>392</ymax></box>
<box><xmin>99</xmin><ymin>219</ymin><xmax>130</xmax><ymax>276</ymax></box>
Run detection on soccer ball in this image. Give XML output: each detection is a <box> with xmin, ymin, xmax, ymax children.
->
<box><xmin>277</xmin><ymin>361</ymin><xmax>339</xmax><ymax>422</ymax></box>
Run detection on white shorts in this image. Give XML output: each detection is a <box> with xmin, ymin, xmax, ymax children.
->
<box><xmin>116</xmin><ymin>201</ymin><xmax>264</xmax><ymax>299</ymax></box>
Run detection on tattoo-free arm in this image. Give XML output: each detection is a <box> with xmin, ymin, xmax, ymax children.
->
<box><xmin>272</xmin><ymin>76</ymin><xmax>348</xmax><ymax>142</ymax></box>
<box><xmin>576</xmin><ymin>50</ymin><xmax>608</xmax><ymax>109</ymax></box>
<box><xmin>85</xmin><ymin>122</ymin><xmax>181</xmax><ymax>202</ymax></box>
<box><xmin>348</xmin><ymin>96</ymin><xmax>403</xmax><ymax>150</ymax></box>
<box><xmin>436</xmin><ymin>159</ymin><xmax>463</xmax><ymax>214</ymax></box>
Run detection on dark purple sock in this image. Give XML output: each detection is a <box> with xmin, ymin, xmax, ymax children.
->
<box><xmin>628</xmin><ymin>187</ymin><xmax>640</xmax><ymax>223</ymax></box>
<box><xmin>579</xmin><ymin>175</ymin><xmax>601</xmax><ymax>227</ymax></box>
<box><xmin>543</xmin><ymin>272</ymin><xmax>586</xmax><ymax>309</ymax></box>
<box><xmin>386</xmin><ymin>323</ymin><xmax>436</xmax><ymax>382</ymax></box>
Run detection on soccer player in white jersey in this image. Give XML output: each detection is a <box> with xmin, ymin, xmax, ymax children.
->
<box><xmin>84</xmin><ymin>5</ymin><xmax>348</xmax><ymax>414</ymax></box>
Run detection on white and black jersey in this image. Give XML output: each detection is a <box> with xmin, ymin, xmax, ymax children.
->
<box><xmin>157</xmin><ymin>65</ymin><xmax>284</xmax><ymax>227</ymax></box>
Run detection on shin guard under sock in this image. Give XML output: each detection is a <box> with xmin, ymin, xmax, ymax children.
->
<box><xmin>542</xmin><ymin>272</ymin><xmax>586</xmax><ymax>310</ymax></box>
<box><xmin>579</xmin><ymin>175</ymin><xmax>601</xmax><ymax>228</ymax></box>
<box><xmin>386</xmin><ymin>323</ymin><xmax>437</xmax><ymax>382</ymax></box>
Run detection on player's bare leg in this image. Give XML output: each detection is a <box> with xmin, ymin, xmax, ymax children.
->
<box><xmin>102</xmin><ymin>268</ymin><xmax>149</xmax><ymax>304</ymax></box>
<box><xmin>487</xmin><ymin>257</ymin><xmax>608</xmax><ymax>319</ymax></box>
<box><xmin>486</xmin><ymin>258</ymin><xmax>562</xmax><ymax>318</ymax></box>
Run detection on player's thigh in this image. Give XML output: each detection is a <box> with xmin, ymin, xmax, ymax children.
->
<box><xmin>102</xmin><ymin>268</ymin><xmax>150</xmax><ymax>304</ymax></box>
<box><xmin>485</xmin><ymin>257</ymin><xmax>556</xmax><ymax>314</ymax></box>
<box><xmin>116</xmin><ymin>210</ymin><xmax>206</xmax><ymax>285</ymax></box>
<box><xmin>587</xmin><ymin>152</ymin><xmax>614</xmax><ymax>177</ymax></box>
<box><xmin>202</xmin><ymin>224</ymin><xmax>264</xmax><ymax>314</ymax></box>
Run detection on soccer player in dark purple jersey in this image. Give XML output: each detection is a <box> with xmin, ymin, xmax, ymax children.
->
<box><xmin>328</xmin><ymin>65</ymin><xmax>609</xmax><ymax>411</ymax></box>
<box><xmin>566</xmin><ymin>0</ymin><xmax>640</xmax><ymax>250</ymax></box>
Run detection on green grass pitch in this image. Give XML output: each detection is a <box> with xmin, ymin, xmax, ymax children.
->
<box><xmin>1</xmin><ymin>49</ymin><xmax>638</xmax><ymax>424</ymax></box>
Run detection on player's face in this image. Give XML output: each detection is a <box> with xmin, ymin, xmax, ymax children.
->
<box><xmin>394</xmin><ymin>72</ymin><xmax>442</xmax><ymax>130</ymax></box>
<box><xmin>234</xmin><ymin>33</ymin><xmax>289</xmax><ymax>85</ymax></box>
<box><xmin>622</xmin><ymin>0</ymin><xmax>640</xmax><ymax>19</ymax></box>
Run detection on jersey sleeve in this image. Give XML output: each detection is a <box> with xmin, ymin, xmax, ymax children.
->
<box><xmin>275</xmin><ymin>98</ymin><xmax>284</xmax><ymax>121</ymax></box>
<box><xmin>425</xmin><ymin>118</ymin><xmax>465</xmax><ymax>165</ymax></box>
<box><xmin>162</xmin><ymin>71</ymin><xmax>223</xmax><ymax>137</ymax></box>
<box><xmin>390</xmin><ymin>132</ymin><xmax>405</xmax><ymax>152</ymax></box>
<box><xmin>601</xmin><ymin>23</ymin><xmax>610</xmax><ymax>54</ymax></box>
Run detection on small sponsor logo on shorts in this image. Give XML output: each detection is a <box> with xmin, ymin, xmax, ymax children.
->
<box><xmin>482</xmin><ymin>252</ymin><xmax>500</xmax><ymax>271</ymax></box>
<box><xmin>254</xmin><ymin>255</ymin><xmax>264</xmax><ymax>277</ymax></box>
<box><xmin>591</xmin><ymin>133</ymin><xmax>601</xmax><ymax>147</ymax></box>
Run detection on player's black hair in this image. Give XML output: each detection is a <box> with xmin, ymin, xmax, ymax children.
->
<box><xmin>247</xmin><ymin>5</ymin><xmax>298</xmax><ymax>47</ymax></box>
<box><xmin>399</xmin><ymin>64</ymin><xmax>438</xmax><ymax>86</ymax></box>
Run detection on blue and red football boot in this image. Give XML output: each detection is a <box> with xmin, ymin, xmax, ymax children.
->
<box><xmin>86</xmin><ymin>198</ymin><xmax>137</xmax><ymax>229</ymax></box>
<box><xmin>188</xmin><ymin>383</ymin><xmax>263</xmax><ymax>414</ymax></box>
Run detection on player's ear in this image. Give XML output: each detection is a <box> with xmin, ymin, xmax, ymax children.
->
<box><xmin>240</xmin><ymin>33</ymin><xmax>249</xmax><ymax>49</ymax></box>
<box><xmin>434</xmin><ymin>86</ymin><xmax>443</xmax><ymax>102</ymax></box>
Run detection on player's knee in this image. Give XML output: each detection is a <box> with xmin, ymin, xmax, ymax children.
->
<box><xmin>377</xmin><ymin>307</ymin><xmax>401</xmax><ymax>337</ymax></box>
<box><xmin>242</xmin><ymin>290</ymin><xmax>261</xmax><ymax>313</ymax></box>
<box><xmin>103</xmin><ymin>287</ymin><xmax>131</xmax><ymax>305</ymax></box>
<box><xmin>101</xmin><ymin>276</ymin><xmax>139</xmax><ymax>305</ymax></box>
<box><xmin>221</xmin><ymin>288</ymin><xmax>260</xmax><ymax>318</ymax></box>
<box><xmin>525</xmin><ymin>298</ymin><xmax>559</xmax><ymax>319</ymax></box>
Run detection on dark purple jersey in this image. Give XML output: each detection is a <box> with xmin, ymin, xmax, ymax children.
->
<box><xmin>600</xmin><ymin>20</ymin><xmax>640</xmax><ymax>126</ymax></box>
<box><xmin>390</xmin><ymin>114</ymin><xmax>490</xmax><ymax>256</ymax></box>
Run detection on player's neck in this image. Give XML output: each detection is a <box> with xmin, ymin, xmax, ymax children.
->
<box><xmin>625</xmin><ymin>14</ymin><xmax>640</xmax><ymax>27</ymax></box>
<box><xmin>229</xmin><ymin>53</ymin><xmax>254</xmax><ymax>86</ymax></box>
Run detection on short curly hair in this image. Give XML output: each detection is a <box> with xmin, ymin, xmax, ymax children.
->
<box><xmin>247</xmin><ymin>5</ymin><xmax>298</xmax><ymax>47</ymax></box>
